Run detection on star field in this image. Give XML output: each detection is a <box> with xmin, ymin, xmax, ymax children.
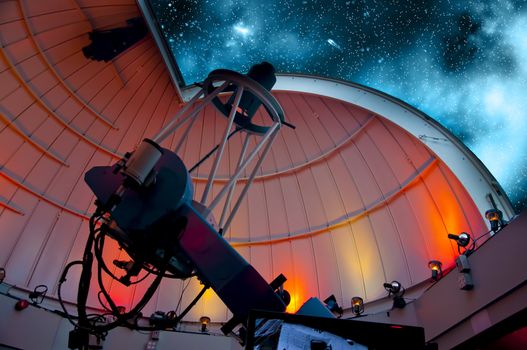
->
<box><xmin>151</xmin><ymin>0</ymin><xmax>527</xmax><ymax>212</ymax></box>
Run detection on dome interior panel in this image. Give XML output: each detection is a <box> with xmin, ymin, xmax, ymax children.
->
<box><xmin>338</xmin><ymin>142</ymin><xmax>384</xmax><ymax>207</ymax></box>
<box><xmin>331</xmin><ymin>225</ymin><xmax>366</xmax><ymax>306</ymax></box>
<box><xmin>275</xmin><ymin>94</ymin><xmax>318</xmax><ymax>163</ymax></box>
<box><xmin>388</xmin><ymin>195</ymin><xmax>433</xmax><ymax>283</ymax></box>
<box><xmin>276</xmin><ymin>174</ymin><xmax>310</xmax><ymax>235</ymax></box>
<box><xmin>353</xmin><ymin>128</ymin><xmax>401</xmax><ymax>196</ymax></box>
<box><xmin>0</xmin><ymin>127</ymin><xmax>23</xmax><ymax>165</ymax></box>
<box><xmin>367</xmin><ymin>118</ymin><xmax>418</xmax><ymax>184</ymax></box>
<box><xmin>311</xmin><ymin>233</ymin><xmax>343</xmax><ymax>305</ymax></box>
<box><xmin>423</xmin><ymin>165</ymin><xmax>474</xmax><ymax>235</ymax></box>
<box><xmin>247</xmin><ymin>181</ymin><xmax>271</xmax><ymax>240</ymax></box>
<box><xmin>302</xmin><ymin>94</ymin><xmax>350</xmax><ymax>144</ymax></box>
<box><xmin>437</xmin><ymin>163</ymin><xmax>488</xmax><ymax>239</ymax></box>
<box><xmin>309</xmin><ymin>162</ymin><xmax>348</xmax><ymax>224</ymax></box>
<box><xmin>293</xmin><ymin>169</ymin><xmax>328</xmax><ymax>231</ymax></box>
<box><xmin>349</xmin><ymin>217</ymin><xmax>386</xmax><ymax>301</ymax></box>
<box><xmin>24</xmin><ymin>157</ymin><xmax>58</xmax><ymax>192</ymax></box>
<box><xmin>263</xmin><ymin>178</ymin><xmax>290</xmax><ymax>236</ymax></box>
<box><xmin>0</xmin><ymin>70</ymin><xmax>22</xmax><ymax>98</ymax></box>
<box><xmin>0</xmin><ymin>20</ymin><xmax>27</xmax><ymax>46</ymax></box>
<box><xmin>367</xmin><ymin>209</ymin><xmax>412</xmax><ymax>288</ymax></box>
<box><xmin>5</xmin><ymin>202</ymin><xmax>58</xmax><ymax>285</ymax></box>
<box><xmin>0</xmin><ymin>1</ymin><xmax>19</xmax><ymax>24</ymax></box>
<box><xmin>249</xmin><ymin>245</ymin><xmax>273</xmax><ymax>283</ymax></box>
<box><xmin>1</xmin><ymin>88</ymin><xmax>34</xmax><ymax>117</ymax></box>
<box><xmin>28</xmin><ymin>213</ymin><xmax>83</xmax><ymax>290</ymax></box>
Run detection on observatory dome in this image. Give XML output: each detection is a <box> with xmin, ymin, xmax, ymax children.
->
<box><xmin>0</xmin><ymin>0</ymin><xmax>513</xmax><ymax>328</ymax></box>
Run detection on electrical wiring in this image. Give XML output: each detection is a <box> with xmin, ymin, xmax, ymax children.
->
<box><xmin>57</xmin><ymin>210</ymin><xmax>210</xmax><ymax>347</ymax></box>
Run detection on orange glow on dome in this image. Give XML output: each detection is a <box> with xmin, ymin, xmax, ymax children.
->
<box><xmin>285</xmin><ymin>278</ymin><xmax>307</xmax><ymax>313</ymax></box>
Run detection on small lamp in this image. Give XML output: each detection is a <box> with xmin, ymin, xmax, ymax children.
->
<box><xmin>428</xmin><ymin>260</ymin><xmax>443</xmax><ymax>281</ymax></box>
<box><xmin>448</xmin><ymin>232</ymin><xmax>474</xmax><ymax>255</ymax></box>
<box><xmin>485</xmin><ymin>209</ymin><xmax>503</xmax><ymax>232</ymax></box>
<box><xmin>447</xmin><ymin>232</ymin><xmax>471</xmax><ymax>247</ymax></box>
<box><xmin>199</xmin><ymin>316</ymin><xmax>211</xmax><ymax>332</ymax></box>
<box><xmin>351</xmin><ymin>297</ymin><xmax>364</xmax><ymax>316</ymax></box>
<box><xmin>383</xmin><ymin>281</ymin><xmax>406</xmax><ymax>309</ymax></box>
<box><xmin>383</xmin><ymin>281</ymin><xmax>402</xmax><ymax>295</ymax></box>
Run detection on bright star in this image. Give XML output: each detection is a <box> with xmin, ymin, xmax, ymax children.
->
<box><xmin>233</xmin><ymin>23</ymin><xmax>251</xmax><ymax>37</ymax></box>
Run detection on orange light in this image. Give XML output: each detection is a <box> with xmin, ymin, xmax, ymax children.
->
<box><xmin>284</xmin><ymin>278</ymin><xmax>307</xmax><ymax>313</ymax></box>
<box><xmin>428</xmin><ymin>260</ymin><xmax>443</xmax><ymax>281</ymax></box>
<box><xmin>199</xmin><ymin>316</ymin><xmax>211</xmax><ymax>332</ymax></box>
<box><xmin>351</xmin><ymin>296</ymin><xmax>364</xmax><ymax>316</ymax></box>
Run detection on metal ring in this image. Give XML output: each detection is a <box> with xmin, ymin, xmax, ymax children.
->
<box><xmin>204</xmin><ymin>69</ymin><xmax>286</xmax><ymax>135</ymax></box>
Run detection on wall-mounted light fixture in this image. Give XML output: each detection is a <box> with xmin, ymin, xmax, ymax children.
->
<box><xmin>199</xmin><ymin>316</ymin><xmax>211</xmax><ymax>332</ymax></box>
<box><xmin>428</xmin><ymin>260</ymin><xmax>443</xmax><ymax>281</ymax></box>
<box><xmin>448</xmin><ymin>232</ymin><xmax>474</xmax><ymax>255</ymax></box>
<box><xmin>351</xmin><ymin>296</ymin><xmax>364</xmax><ymax>316</ymax></box>
<box><xmin>0</xmin><ymin>267</ymin><xmax>5</xmax><ymax>283</ymax></box>
<box><xmin>485</xmin><ymin>208</ymin><xmax>504</xmax><ymax>233</ymax></box>
<box><xmin>383</xmin><ymin>281</ymin><xmax>406</xmax><ymax>309</ymax></box>
<box><xmin>323</xmin><ymin>294</ymin><xmax>343</xmax><ymax>317</ymax></box>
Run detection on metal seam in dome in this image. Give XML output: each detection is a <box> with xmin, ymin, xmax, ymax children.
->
<box><xmin>191</xmin><ymin>115</ymin><xmax>376</xmax><ymax>182</ymax></box>
<box><xmin>17</xmin><ymin>0</ymin><xmax>119</xmax><ymax>129</ymax></box>
<box><xmin>0</xmin><ymin>108</ymin><xmax>69</xmax><ymax>166</ymax></box>
<box><xmin>0</xmin><ymin>47</ymin><xmax>125</xmax><ymax>158</ymax></box>
<box><xmin>0</xmin><ymin>167</ymin><xmax>91</xmax><ymax>219</ymax></box>
<box><xmin>229</xmin><ymin>156</ymin><xmax>437</xmax><ymax>246</ymax></box>
<box><xmin>0</xmin><ymin>195</ymin><xmax>25</xmax><ymax>215</ymax></box>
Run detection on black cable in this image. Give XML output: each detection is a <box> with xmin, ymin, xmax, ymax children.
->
<box><xmin>142</xmin><ymin>263</ymin><xmax>189</xmax><ymax>279</ymax></box>
<box><xmin>473</xmin><ymin>229</ymin><xmax>493</xmax><ymax>243</ymax></box>
<box><xmin>95</xmin><ymin>264</ymin><xmax>165</xmax><ymax>333</ymax></box>
<box><xmin>93</xmin><ymin>229</ymin><xmax>167</xmax><ymax>333</ymax></box>
<box><xmin>76</xmin><ymin>213</ymin><xmax>101</xmax><ymax>328</ymax></box>
<box><xmin>122</xmin><ymin>283</ymin><xmax>210</xmax><ymax>332</ymax></box>
<box><xmin>93</xmin><ymin>233</ymin><xmax>123</xmax><ymax>282</ymax></box>
<box><xmin>58</xmin><ymin>260</ymin><xmax>84</xmax><ymax>327</ymax></box>
<box><xmin>175</xmin><ymin>279</ymin><xmax>191</xmax><ymax>314</ymax></box>
<box><xmin>188</xmin><ymin>127</ymin><xmax>242</xmax><ymax>173</ymax></box>
<box><xmin>174</xmin><ymin>284</ymin><xmax>209</xmax><ymax>323</ymax></box>
<box><xmin>97</xmin><ymin>291</ymin><xmax>113</xmax><ymax>312</ymax></box>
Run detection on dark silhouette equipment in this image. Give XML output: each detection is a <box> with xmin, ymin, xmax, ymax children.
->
<box><xmin>83</xmin><ymin>17</ymin><xmax>148</xmax><ymax>62</ymax></box>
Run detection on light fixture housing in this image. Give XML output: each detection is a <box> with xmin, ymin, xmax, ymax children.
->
<box><xmin>448</xmin><ymin>232</ymin><xmax>471</xmax><ymax>247</ymax></box>
<box><xmin>485</xmin><ymin>208</ymin><xmax>503</xmax><ymax>232</ymax></box>
<box><xmin>428</xmin><ymin>260</ymin><xmax>443</xmax><ymax>281</ymax></box>
<box><xmin>383</xmin><ymin>281</ymin><xmax>402</xmax><ymax>295</ymax></box>
<box><xmin>383</xmin><ymin>281</ymin><xmax>406</xmax><ymax>309</ymax></box>
<box><xmin>199</xmin><ymin>316</ymin><xmax>211</xmax><ymax>332</ymax></box>
<box><xmin>448</xmin><ymin>232</ymin><xmax>475</xmax><ymax>255</ymax></box>
<box><xmin>351</xmin><ymin>296</ymin><xmax>364</xmax><ymax>316</ymax></box>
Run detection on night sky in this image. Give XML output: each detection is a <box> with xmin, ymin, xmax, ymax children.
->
<box><xmin>150</xmin><ymin>0</ymin><xmax>527</xmax><ymax>212</ymax></box>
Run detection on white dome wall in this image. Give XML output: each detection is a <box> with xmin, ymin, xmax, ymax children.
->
<box><xmin>0</xmin><ymin>0</ymin><xmax>487</xmax><ymax>323</ymax></box>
